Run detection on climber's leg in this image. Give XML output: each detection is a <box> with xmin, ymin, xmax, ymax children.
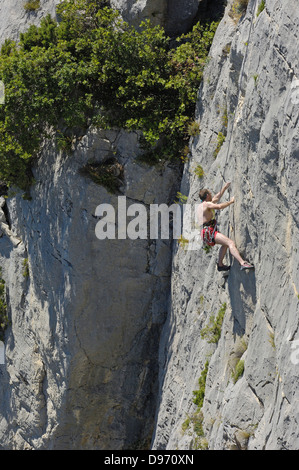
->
<box><xmin>218</xmin><ymin>244</ymin><xmax>228</xmax><ymax>266</ymax></box>
<box><xmin>214</xmin><ymin>232</ymin><xmax>245</xmax><ymax>266</ymax></box>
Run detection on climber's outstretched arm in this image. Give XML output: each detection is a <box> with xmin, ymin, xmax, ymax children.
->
<box><xmin>212</xmin><ymin>182</ymin><xmax>231</xmax><ymax>203</ymax></box>
<box><xmin>206</xmin><ymin>197</ymin><xmax>234</xmax><ymax>211</ymax></box>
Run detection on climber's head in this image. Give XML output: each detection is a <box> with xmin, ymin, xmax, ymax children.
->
<box><xmin>199</xmin><ymin>189</ymin><xmax>212</xmax><ymax>202</ymax></box>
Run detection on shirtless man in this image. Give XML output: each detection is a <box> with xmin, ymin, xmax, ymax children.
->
<box><xmin>197</xmin><ymin>183</ymin><xmax>254</xmax><ymax>271</ymax></box>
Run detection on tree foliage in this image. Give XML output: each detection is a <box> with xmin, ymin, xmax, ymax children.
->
<box><xmin>0</xmin><ymin>0</ymin><xmax>219</xmax><ymax>190</ymax></box>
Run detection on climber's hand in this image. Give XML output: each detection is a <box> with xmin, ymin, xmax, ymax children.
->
<box><xmin>230</xmin><ymin>196</ymin><xmax>235</xmax><ymax>204</ymax></box>
<box><xmin>224</xmin><ymin>182</ymin><xmax>231</xmax><ymax>190</ymax></box>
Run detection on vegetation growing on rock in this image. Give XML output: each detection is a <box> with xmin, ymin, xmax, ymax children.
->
<box><xmin>0</xmin><ymin>0</ymin><xmax>218</xmax><ymax>190</ymax></box>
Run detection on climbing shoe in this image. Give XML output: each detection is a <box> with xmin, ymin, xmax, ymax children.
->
<box><xmin>240</xmin><ymin>262</ymin><xmax>254</xmax><ymax>271</ymax></box>
<box><xmin>217</xmin><ymin>263</ymin><xmax>231</xmax><ymax>272</ymax></box>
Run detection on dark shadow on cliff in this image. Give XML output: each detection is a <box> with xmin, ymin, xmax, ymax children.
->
<box><xmin>165</xmin><ymin>0</ymin><xmax>226</xmax><ymax>37</ymax></box>
<box><xmin>227</xmin><ymin>263</ymin><xmax>257</xmax><ymax>337</ymax></box>
<box><xmin>195</xmin><ymin>0</ymin><xmax>227</xmax><ymax>22</ymax></box>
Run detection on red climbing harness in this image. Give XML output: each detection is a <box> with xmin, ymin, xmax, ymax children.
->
<box><xmin>201</xmin><ymin>218</ymin><xmax>218</xmax><ymax>247</ymax></box>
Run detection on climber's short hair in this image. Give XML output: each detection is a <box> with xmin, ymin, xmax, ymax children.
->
<box><xmin>199</xmin><ymin>189</ymin><xmax>210</xmax><ymax>201</ymax></box>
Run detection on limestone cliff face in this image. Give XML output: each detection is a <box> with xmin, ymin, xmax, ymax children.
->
<box><xmin>110</xmin><ymin>0</ymin><xmax>225</xmax><ymax>35</ymax></box>
<box><xmin>152</xmin><ymin>0</ymin><xmax>299</xmax><ymax>450</ymax></box>
<box><xmin>0</xmin><ymin>0</ymin><xmax>181</xmax><ymax>450</ymax></box>
<box><xmin>0</xmin><ymin>0</ymin><xmax>60</xmax><ymax>43</ymax></box>
<box><xmin>0</xmin><ymin>0</ymin><xmax>182</xmax><ymax>450</ymax></box>
<box><xmin>110</xmin><ymin>0</ymin><xmax>204</xmax><ymax>36</ymax></box>
<box><xmin>0</xmin><ymin>0</ymin><xmax>299</xmax><ymax>452</ymax></box>
<box><xmin>0</xmin><ymin>128</ymin><xmax>180</xmax><ymax>450</ymax></box>
<box><xmin>0</xmin><ymin>0</ymin><xmax>220</xmax><ymax>43</ymax></box>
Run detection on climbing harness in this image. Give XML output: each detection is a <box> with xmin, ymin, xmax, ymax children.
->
<box><xmin>202</xmin><ymin>217</ymin><xmax>218</xmax><ymax>249</ymax></box>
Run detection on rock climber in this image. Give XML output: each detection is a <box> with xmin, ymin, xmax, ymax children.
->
<box><xmin>197</xmin><ymin>182</ymin><xmax>254</xmax><ymax>271</ymax></box>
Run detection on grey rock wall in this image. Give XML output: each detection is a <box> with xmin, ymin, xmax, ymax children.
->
<box><xmin>0</xmin><ymin>0</ymin><xmax>60</xmax><ymax>43</ymax></box>
<box><xmin>152</xmin><ymin>0</ymin><xmax>299</xmax><ymax>450</ymax></box>
<box><xmin>0</xmin><ymin>128</ymin><xmax>180</xmax><ymax>449</ymax></box>
<box><xmin>110</xmin><ymin>0</ymin><xmax>168</xmax><ymax>30</ymax></box>
<box><xmin>1</xmin><ymin>0</ymin><xmax>299</xmax><ymax>452</ymax></box>
<box><xmin>0</xmin><ymin>0</ymin><xmax>191</xmax><ymax>451</ymax></box>
<box><xmin>110</xmin><ymin>0</ymin><xmax>213</xmax><ymax>36</ymax></box>
<box><xmin>0</xmin><ymin>0</ymin><xmax>213</xmax><ymax>45</ymax></box>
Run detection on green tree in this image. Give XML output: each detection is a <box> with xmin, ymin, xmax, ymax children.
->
<box><xmin>0</xmin><ymin>0</ymin><xmax>219</xmax><ymax>190</ymax></box>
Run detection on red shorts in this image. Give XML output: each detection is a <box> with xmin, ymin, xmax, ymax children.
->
<box><xmin>201</xmin><ymin>225</ymin><xmax>218</xmax><ymax>247</ymax></box>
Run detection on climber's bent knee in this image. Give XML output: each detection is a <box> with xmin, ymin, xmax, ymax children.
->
<box><xmin>214</xmin><ymin>232</ymin><xmax>231</xmax><ymax>247</ymax></box>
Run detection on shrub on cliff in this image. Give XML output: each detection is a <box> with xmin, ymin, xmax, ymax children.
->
<box><xmin>0</xmin><ymin>0</ymin><xmax>218</xmax><ymax>190</ymax></box>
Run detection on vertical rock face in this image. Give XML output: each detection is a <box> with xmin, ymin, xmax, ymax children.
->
<box><xmin>164</xmin><ymin>0</ymin><xmax>205</xmax><ymax>36</ymax></box>
<box><xmin>110</xmin><ymin>0</ymin><xmax>224</xmax><ymax>36</ymax></box>
<box><xmin>1</xmin><ymin>0</ymin><xmax>299</xmax><ymax>451</ymax></box>
<box><xmin>152</xmin><ymin>0</ymin><xmax>299</xmax><ymax>450</ymax></box>
<box><xmin>0</xmin><ymin>0</ymin><xmax>60</xmax><ymax>43</ymax></box>
<box><xmin>110</xmin><ymin>0</ymin><xmax>168</xmax><ymax>30</ymax></box>
<box><xmin>0</xmin><ymin>128</ymin><xmax>180</xmax><ymax>449</ymax></box>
